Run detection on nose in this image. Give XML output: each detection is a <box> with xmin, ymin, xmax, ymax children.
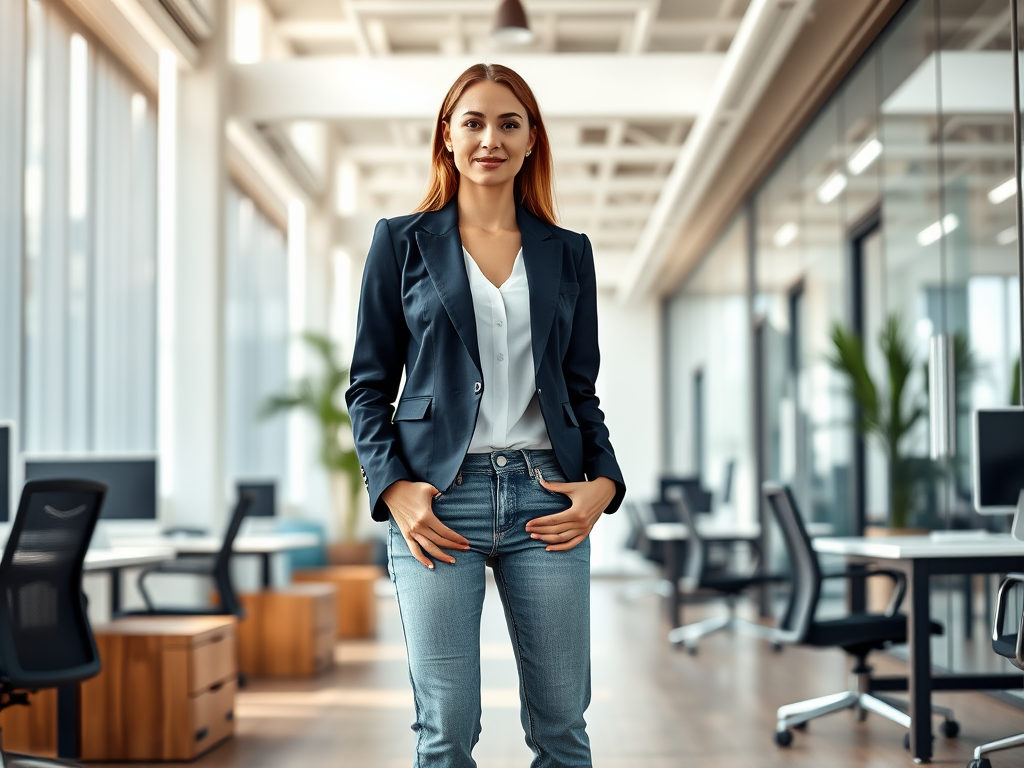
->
<box><xmin>481</xmin><ymin>125</ymin><xmax>500</xmax><ymax>151</ymax></box>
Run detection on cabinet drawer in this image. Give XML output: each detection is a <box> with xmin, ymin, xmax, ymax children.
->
<box><xmin>191</xmin><ymin>679</ymin><xmax>236</xmax><ymax>757</ymax></box>
<box><xmin>191</xmin><ymin>628</ymin><xmax>237</xmax><ymax>693</ymax></box>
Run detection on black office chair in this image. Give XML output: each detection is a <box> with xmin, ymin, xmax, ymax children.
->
<box><xmin>0</xmin><ymin>479</ymin><xmax>107</xmax><ymax>767</ymax></box>
<box><xmin>136</xmin><ymin>492</ymin><xmax>255</xmax><ymax>619</ymax></box>
<box><xmin>667</xmin><ymin>489</ymin><xmax>785</xmax><ymax>653</ymax></box>
<box><xmin>618</xmin><ymin>501</ymin><xmax>673</xmax><ymax>601</ymax></box>
<box><xmin>967</xmin><ymin>573</ymin><xmax>1024</xmax><ymax>768</ymax></box>
<box><xmin>763</xmin><ymin>483</ymin><xmax>958</xmax><ymax>748</ymax></box>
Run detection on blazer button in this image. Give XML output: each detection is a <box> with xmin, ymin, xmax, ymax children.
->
<box><xmin>474</xmin><ymin>381</ymin><xmax>482</xmax><ymax>394</ymax></box>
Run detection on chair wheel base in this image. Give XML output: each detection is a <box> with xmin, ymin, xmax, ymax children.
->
<box><xmin>941</xmin><ymin>719</ymin><xmax>960</xmax><ymax>738</ymax></box>
<box><xmin>686</xmin><ymin>643</ymin><xmax>698</xmax><ymax>656</ymax></box>
<box><xmin>793</xmin><ymin>721</ymin><xmax>808</xmax><ymax>731</ymax></box>
<box><xmin>967</xmin><ymin>760</ymin><xmax>991</xmax><ymax>768</ymax></box>
<box><xmin>771</xmin><ymin>642</ymin><xmax>784</xmax><ymax>653</ymax></box>
<box><xmin>774</xmin><ymin>729</ymin><xmax>793</xmax><ymax>747</ymax></box>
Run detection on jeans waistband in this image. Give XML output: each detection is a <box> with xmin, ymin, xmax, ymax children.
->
<box><xmin>459</xmin><ymin>449</ymin><xmax>559</xmax><ymax>476</ymax></box>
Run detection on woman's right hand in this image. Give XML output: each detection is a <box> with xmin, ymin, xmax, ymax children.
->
<box><xmin>383</xmin><ymin>479</ymin><xmax>470</xmax><ymax>569</ymax></box>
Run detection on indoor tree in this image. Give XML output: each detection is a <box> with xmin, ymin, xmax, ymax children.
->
<box><xmin>260</xmin><ymin>332</ymin><xmax>364</xmax><ymax>542</ymax></box>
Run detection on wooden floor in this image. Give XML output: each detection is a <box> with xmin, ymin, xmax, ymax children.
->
<box><xmin>93</xmin><ymin>577</ymin><xmax>1024</xmax><ymax>768</ymax></box>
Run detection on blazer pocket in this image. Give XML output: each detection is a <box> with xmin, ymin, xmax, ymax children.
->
<box><xmin>393</xmin><ymin>396</ymin><xmax>432</xmax><ymax>422</ymax></box>
<box><xmin>562</xmin><ymin>402</ymin><xmax>580</xmax><ymax>428</ymax></box>
<box><xmin>559</xmin><ymin>282</ymin><xmax>580</xmax><ymax>296</ymax></box>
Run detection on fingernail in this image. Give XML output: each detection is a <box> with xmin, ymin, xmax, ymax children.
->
<box><xmin>426</xmin><ymin>563</ymin><xmax>434</xmax><ymax>570</ymax></box>
<box><xmin>530</xmin><ymin>534</ymin><xmax>539</xmax><ymax>539</ymax></box>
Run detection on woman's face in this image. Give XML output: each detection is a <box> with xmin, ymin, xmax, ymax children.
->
<box><xmin>442</xmin><ymin>80</ymin><xmax>537</xmax><ymax>191</ymax></box>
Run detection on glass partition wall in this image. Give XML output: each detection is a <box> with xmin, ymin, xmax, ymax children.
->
<box><xmin>666</xmin><ymin>0</ymin><xmax>1023</xmax><ymax>687</ymax></box>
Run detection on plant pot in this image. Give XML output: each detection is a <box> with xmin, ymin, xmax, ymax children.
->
<box><xmin>328</xmin><ymin>541</ymin><xmax>376</xmax><ymax>566</ymax></box>
<box><xmin>863</xmin><ymin>527</ymin><xmax>927</xmax><ymax>612</ymax></box>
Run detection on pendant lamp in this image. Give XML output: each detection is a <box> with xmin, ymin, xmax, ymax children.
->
<box><xmin>492</xmin><ymin>0</ymin><xmax>534</xmax><ymax>44</ymax></box>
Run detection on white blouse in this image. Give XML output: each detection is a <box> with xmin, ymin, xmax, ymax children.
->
<box><xmin>463</xmin><ymin>246</ymin><xmax>552</xmax><ymax>453</ymax></box>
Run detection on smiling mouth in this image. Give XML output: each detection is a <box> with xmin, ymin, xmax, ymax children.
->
<box><xmin>474</xmin><ymin>157</ymin><xmax>506</xmax><ymax>166</ymax></box>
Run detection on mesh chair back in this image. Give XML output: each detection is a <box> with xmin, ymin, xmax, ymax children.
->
<box><xmin>0</xmin><ymin>479</ymin><xmax>105</xmax><ymax>687</ymax></box>
<box><xmin>672</xmin><ymin>490</ymin><xmax>705</xmax><ymax>589</ymax></box>
<box><xmin>762</xmin><ymin>483</ymin><xmax>821</xmax><ymax>644</ymax></box>
<box><xmin>213</xmin><ymin>492</ymin><xmax>255</xmax><ymax>575</ymax></box>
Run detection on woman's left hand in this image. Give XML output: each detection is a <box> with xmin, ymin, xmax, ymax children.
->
<box><xmin>525</xmin><ymin>476</ymin><xmax>618</xmax><ymax>551</ymax></box>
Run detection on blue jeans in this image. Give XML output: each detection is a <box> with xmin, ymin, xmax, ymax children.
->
<box><xmin>387</xmin><ymin>449</ymin><xmax>592</xmax><ymax>768</ymax></box>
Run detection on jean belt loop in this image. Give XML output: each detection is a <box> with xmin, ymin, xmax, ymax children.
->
<box><xmin>521</xmin><ymin>449</ymin><xmax>535</xmax><ymax>478</ymax></box>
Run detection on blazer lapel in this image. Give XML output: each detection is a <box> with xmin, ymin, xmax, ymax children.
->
<box><xmin>415</xmin><ymin>200</ymin><xmax>482</xmax><ymax>374</ymax></box>
<box><xmin>518</xmin><ymin>205</ymin><xmax>563</xmax><ymax>375</ymax></box>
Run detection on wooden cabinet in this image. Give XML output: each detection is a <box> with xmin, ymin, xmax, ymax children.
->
<box><xmin>80</xmin><ymin>616</ymin><xmax>238</xmax><ymax>761</ymax></box>
<box><xmin>238</xmin><ymin>584</ymin><xmax>336</xmax><ymax>677</ymax></box>
<box><xmin>292</xmin><ymin>565</ymin><xmax>384</xmax><ymax>638</ymax></box>
<box><xmin>0</xmin><ymin>688</ymin><xmax>57</xmax><ymax>756</ymax></box>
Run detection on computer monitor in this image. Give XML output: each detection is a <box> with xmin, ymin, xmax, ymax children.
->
<box><xmin>23</xmin><ymin>456</ymin><xmax>158</xmax><ymax>520</ymax></box>
<box><xmin>973</xmin><ymin>408</ymin><xmax>1024</xmax><ymax>540</ymax></box>
<box><xmin>0</xmin><ymin>421</ymin><xmax>14</xmax><ymax>523</ymax></box>
<box><xmin>235</xmin><ymin>480</ymin><xmax>276</xmax><ymax>518</ymax></box>
<box><xmin>659</xmin><ymin>476</ymin><xmax>713</xmax><ymax>514</ymax></box>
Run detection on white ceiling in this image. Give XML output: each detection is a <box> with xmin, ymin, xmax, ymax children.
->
<box><xmin>231</xmin><ymin>0</ymin><xmax>765</xmax><ymax>289</ymax></box>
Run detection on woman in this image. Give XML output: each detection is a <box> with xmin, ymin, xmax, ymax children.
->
<box><xmin>345</xmin><ymin>63</ymin><xmax>626</xmax><ymax>768</ymax></box>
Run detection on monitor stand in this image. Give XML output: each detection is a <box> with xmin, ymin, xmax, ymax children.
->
<box><xmin>1013</xmin><ymin>490</ymin><xmax>1024</xmax><ymax>543</ymax></box>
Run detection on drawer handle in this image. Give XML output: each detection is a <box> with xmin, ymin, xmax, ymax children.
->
<box><xmin>195</xmin><ymin>727</ymin><xmax>209</xmax><ymax>742</ymax></box>
<box><xmin>225</xmin><ymin>710</ymin><xmax>234</xmax><ymax>722</ymax></box>
<box><xmin>209</xmin><ymin>633</ymin><xmax>224</xmax><ymax>644</ymax></box>
<box><xmin>209</xmin><ymin>681</ymin><xmax>224</xmax><ymax>692</ymax></box>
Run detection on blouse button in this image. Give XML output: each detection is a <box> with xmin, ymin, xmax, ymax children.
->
<box><xmin>497</xmin><ymin>353</ymin><xmax>504</xmax><ymax>361</ymax></box>
<box><xmin>496</xmin><ymin>320</ymin><xmax>503</xmax><ymax>326</ymax></box>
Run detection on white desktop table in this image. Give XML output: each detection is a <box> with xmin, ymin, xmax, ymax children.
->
<box><xmin>109</xmin><ymin>532</ymin><xmax>322</xmax><ymax>587</ymax></box>
<box><xmin>812</xmin><ymin>533</ymin><xmax>1024</xmax><ymax>764</ymax></box>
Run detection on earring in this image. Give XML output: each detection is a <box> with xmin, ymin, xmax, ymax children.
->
<box><xmin>446</xmin><ymin>145</ymin><xmax>452</xmax><ymax>152</ymax></box>
<box><xmin>526</xmin><ymin>150</ymin><xmax>532</xmax><ymax>157</ymax></box>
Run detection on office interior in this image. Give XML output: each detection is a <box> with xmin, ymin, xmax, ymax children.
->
<box><xmin>2</xmin><ymin>0</ymin><xmax>1024</xmax><ymax>766</ymax></box>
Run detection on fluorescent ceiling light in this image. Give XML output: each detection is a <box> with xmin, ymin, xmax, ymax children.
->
<box><xmin>773</xmin><ymin>222</ymin><xmax>799</xmax><ymax>248</ymax></box>
<box><xmin>917</xmin><ymin>214</ymin><xmax>959</xmax><ymax>246</ymax></box>
<box><xmin>847</xmin><ymin>138</ymin><xmax>882</xmax><ymax>175</ymax></box>
<box><xmin>997</xmin><ymin>226</ymin><xmax>1017</xmax><ymax>245</ymax></box>
<box><xmin>817</xmin><ymin>171</ymin><xmax>847</xmax><ymax>204</ymax></box>
<box><xmin>988</xmin><ymin>177</ymin><xmax>1016</xmax><ymax>204</ymax></box>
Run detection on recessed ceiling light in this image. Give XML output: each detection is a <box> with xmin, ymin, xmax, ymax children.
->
<box><xmin>773</xmin><ymin>222</ymin><xmax>799</xmax><ymax>248</ymax></box>
<box><xmin>997</xmin><ymin>226</ymin><xmax>1017</xmax><ymax>245</ymax></box>
<box><xmin>847</xmin><ymin>138</ymin><xmax>882</xmax><ymax>176</ymax></box>
<box><xmin>817</xmin><ymin>171</ymin><xmax>847</xmax><ymax>204</ymax></box>
<box><xmin>988</xmin><ymin>177</ymin><xmax>1017</xmax><ymax>205</ymax></box>
<box><xmin>917</xmin><ymin>214</ymin><xmax>958</xmax><ymax>246</ymax></box>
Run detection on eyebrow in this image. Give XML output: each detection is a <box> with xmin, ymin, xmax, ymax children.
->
<box><xmin>461</xmin><ymin>110</ymin><xmax>524</xmax><ymax>120</ymax></box>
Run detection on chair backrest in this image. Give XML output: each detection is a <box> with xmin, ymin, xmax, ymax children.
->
<box><xmin>659</xmin><ymin>475</ymin><xmax>712</xmax><ymax>513</ymax></box>
<box><xmin>214</xmin><ymin>491</ymin><xmax>256</xmax><ymax>574</ymax></box>
<box><xmin>762</xmin><ymin>483</ymin><xmax>821</xmax><ymax>644</ymax></box>
<box><xmin>0</xmin><ymin>479</ymin><xmax>106</xmax><ymax>687</ymax></box>
<box><xmin>671</xmin><ymin>490</ymin><xmax>705</xmax><ymax>590</ymax></box>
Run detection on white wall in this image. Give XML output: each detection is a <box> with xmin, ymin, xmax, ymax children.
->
<box><xmin>592</xmin><ymin>289</ymin><xmax>662</xmax><ymax>573</ymax></box>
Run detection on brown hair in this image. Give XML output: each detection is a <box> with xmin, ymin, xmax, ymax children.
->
<box><xmin>415</xmin><ymin>63</ymin><xmax>557</xmax><ymax>225</ymax></box>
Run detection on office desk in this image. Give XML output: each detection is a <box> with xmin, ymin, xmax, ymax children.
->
<box><xmin>812</xmin><ymin>534</ymin><xmax>1024</xmax><ymax>764</ymax></box>
<box><xmin>110</xmin><ymin>533</ymin><xmax>322</xmax><ymax>587</ymax></box>
<box><xmin>646</xmin><ymin>521</ymin><xmax>762</xmax><ymax>628</ymax></box>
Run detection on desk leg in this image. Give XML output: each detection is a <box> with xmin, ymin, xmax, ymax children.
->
<box><xmin>908</xmin><ymin>560</ymin><xmax>933</xmax><ymax>763</ymax></box>
<box><xmin>110</xmin><ymin>566</ymin><xmax>122</xmax><ymax>617</ymax></box>
<box><xmin>260</xmin><ymin>552</ymin><xmax>272</xmax><ymax>589</ymax></box>
<box><xmin>56</xmin><ymin>684</ymin><xmax>80</xmax><ymax>759</ymax></box>
<box><xmin>665</xmin><ymin>541</ymin><xmax>681</xmax><ymax>628</ymax></box>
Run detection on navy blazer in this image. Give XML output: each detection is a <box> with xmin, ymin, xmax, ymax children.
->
<box><xmin>345</xmin><ymin>197</ymin><xmax>627</xmax><ymax>522</ymax></box>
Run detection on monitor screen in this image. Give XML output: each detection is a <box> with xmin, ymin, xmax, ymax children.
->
<box><xmin>973</xmin><ymin>408</ymin><xmax>1024</xmax><ymax>514</ymax></box>
<box><xmin>0</xmin><ymin>423</ymin><xmax>11</xmax><ymax>523</ymax></box>
<box><xmin>236</xmin><ymin>481</ymin><xmax>276</xmax><ymax>517</ymax></box>
<box><xmin>23</xmin><ymin>457</ymin><xmax>157</xmax><ymax>520</ymax></box>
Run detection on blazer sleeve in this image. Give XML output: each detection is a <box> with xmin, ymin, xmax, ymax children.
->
<box><xmin>562</xmin><ymin>233</ymin><xmax>627</xmax><ymax>514</ymax></box>
<box><xmin>345</xmin><ymin>218</ymin><xmax>413</xmax><ymax>522</ymax></box>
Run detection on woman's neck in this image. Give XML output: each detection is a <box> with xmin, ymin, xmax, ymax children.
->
<box><xmin>456</xmin><ymin>181</ymin><xmax>518</xmax><ymax>233</ymax></box>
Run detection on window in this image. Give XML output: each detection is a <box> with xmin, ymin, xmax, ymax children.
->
<box><xmin>21</xmin><ymin>0</ymin><xmax>157</xmax><ymax>452</ymax></box>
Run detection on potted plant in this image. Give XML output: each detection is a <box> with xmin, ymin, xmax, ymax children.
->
<box><xmin>261</xmin><ymin>332</ymin><xmax>371</xmax><ymax>564</ymax></box>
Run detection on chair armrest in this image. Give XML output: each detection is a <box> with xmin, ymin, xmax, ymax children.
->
<box><xmin>821</xmin><ymin>568</ymin><xmax>907</xmax><ymax>617</ymax></box>
<box><xmin>993</xmin><ymin>572</ymin><xmax>1024</xmax><ymax>668</ymax></box>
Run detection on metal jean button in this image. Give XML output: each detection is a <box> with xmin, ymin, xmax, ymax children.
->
<box><xmin>495</xmin><ymin>455</ymin><xmax>507</xmax><ymax>467</ymax></box>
